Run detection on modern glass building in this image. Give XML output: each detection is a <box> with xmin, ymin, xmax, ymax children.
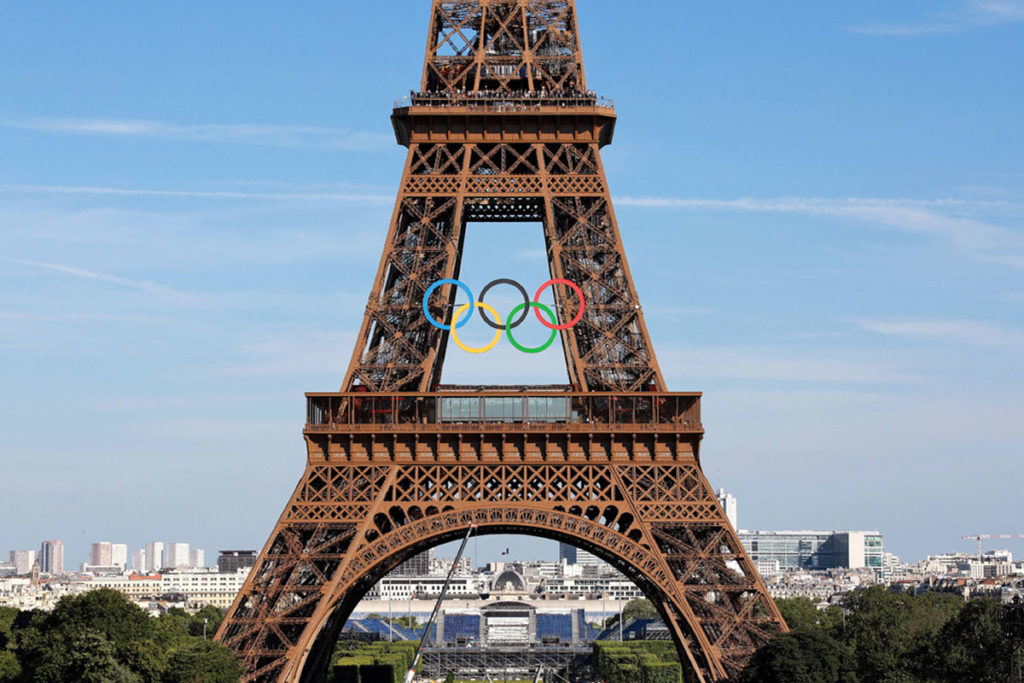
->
<box><xmin>739</xmin><ymin>530</ymin><xmax>883</xmax><ymax>572</ymax></box>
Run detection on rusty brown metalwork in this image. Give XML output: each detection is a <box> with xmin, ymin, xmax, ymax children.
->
<box><xmin>217</xmin><ymin>2</ymin><xmax>786</xmax><ymax>681</ymax></box>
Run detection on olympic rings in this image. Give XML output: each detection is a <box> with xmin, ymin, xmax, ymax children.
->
<box><xmin>422</xmin><ymin>278</ymin><xmax>475</xmax><ymax>330</ymax></box>
<box><xmin>533</xmin><ymin>279</ymin><xmax>585</xmax><ymax>330</ymax></box>
<box><xmin>421</xmin><ymin>277</ymin><xmax>586</xmax><ymax>353</ymax></box>
<box><xmin>477</xmin><ymin>278</ymin><xmax>530</xmax><ymax>330</ymax></box>
<box><xmin>505</xmin><ymin>302</ymin><xmax>558</xmax><ymax>354</ymax></box>
<box><xmin>450</xmin><ymin>302</ymin><xmax>503</xmax><ymax>353</ymax></box>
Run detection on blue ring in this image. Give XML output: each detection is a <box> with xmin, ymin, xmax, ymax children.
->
<box><xmin>422</xmin><ymin>279</ymin><xmax>474</xmax><ymax>330</ymax></box>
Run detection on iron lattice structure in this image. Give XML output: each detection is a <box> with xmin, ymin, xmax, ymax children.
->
<box><xmin>217</xmin><ymin>2</ymin><xmax>787</xmax><ymax>681</ymax></box>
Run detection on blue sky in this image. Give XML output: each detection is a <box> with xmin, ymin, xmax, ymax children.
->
<box><xmin>1</xmin><ymin>0</ymin><xmax>1022</xmax><ymax>568</ymax></box>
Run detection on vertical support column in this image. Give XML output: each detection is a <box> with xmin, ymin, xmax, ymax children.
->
<box><xmin>537</xmin><ymin>144</ymin><xmax>588</xmax><ymax>390</ymax></box>
<box><xmin>343</xmin><ymin>146</ymin><xmax>417</xmax><ymax>391</ymax></box>
<box><xmin>591</xmin><ymin>146</ymin><xmax>665</xmax><ymax>390</ymax></box>
<box><xmin>539</xmin><ymin>143</ymin><xmax>665</xmax><ymax>391</ymax></box>
<box><xmin>344</xmin><ymin>143</ymin><xmax>467</xmax><ymax>392</ymax></box>
<box><xmin>417</xmin><ymin>147</ymin><xmax>473</xmax><ymax>390</ymax></box>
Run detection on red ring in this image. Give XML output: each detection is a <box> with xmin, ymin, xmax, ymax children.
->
<box><xmin>533</xmin><ymin>279</ymin><xmax>585</xmax><ymax>330</ymax></box>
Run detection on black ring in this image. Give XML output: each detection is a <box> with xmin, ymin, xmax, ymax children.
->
<box><xmin>477</xmin><ymin>278</ymin><xmax>530</xmax><ymax>330</ymax></box>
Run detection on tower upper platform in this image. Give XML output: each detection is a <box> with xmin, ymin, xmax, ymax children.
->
<box><xmin>393</xmin><ymin>0</ymin><xmax>615</xmax><ymax>147</ymax></box>
<box><xmin>421</xmin><ymin>0</ymin><xmax>587</xmax><ymax>97</ymax></box>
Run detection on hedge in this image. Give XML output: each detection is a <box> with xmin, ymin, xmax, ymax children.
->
<box><xmin>593</xmin><ymin>641</ymin><xmax>681</xmax><ymax>683</ymax></box>
<box><xmin>331</xmin><ymin>641</ymin><xmax>418</xmax><ymax>683</ymax></box>
<box><xmin>640</xmin><ymin>661</ymin><xmax>682</xmax><ymax>683</ymax></box>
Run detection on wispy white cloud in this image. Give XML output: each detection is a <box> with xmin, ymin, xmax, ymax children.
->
<box><xmin>658</xmin><ymin>346</ymin><xmax>917</xmax><ymax>384</ymax></box>
<box><xmin>857</xmin><ymin>318</ymin><xmax>1024</xmax><ymax>350</ymax></box>
<box><xmin>617</xmin><ymin>195</ymin><xmax>1024</xmax><ymax>268</ymax></box>
<box><xmin>0</xmin><ymin>310</ymin><xmax>166</xmax><ymax>323</ymax></box>
<box><xmin>849</xmin><ymin>0</ymin><xmax>1024</xmax><ymax>36</ymax></box>
<box><xmin>215</xmin><ymin>332</ymin><xmax>354</xmax><ymax>377</ymax></box>
<box><xmin>10</xmin><ymin>259</ymin><xmax>193</xmax><ymax>302</ymax></box>
<box><xmin>0</xmin><ymin>183</ymin><xmax>393</xmax><ymax>204</ymax></box>
<box><xmin>1</xmin><ymin>117</ymin><xmax>393</xmax><ymax>151</ymax></box>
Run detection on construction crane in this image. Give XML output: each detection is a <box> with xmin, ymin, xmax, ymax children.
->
<box><xmin>962</xmin><ymin>534</ymin><xmax>1024</xmax><ymax>561</ymax></box>
<box><xmin>404</xmin><ymin>524</ymin><xmax>477</xmax><ymax>683</ymax></box>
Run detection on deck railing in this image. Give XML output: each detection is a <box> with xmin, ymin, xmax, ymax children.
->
<box><xmin>305</xmin><ymin>391</ymin><xmax>700</xmax><ymax>431</ymax></box>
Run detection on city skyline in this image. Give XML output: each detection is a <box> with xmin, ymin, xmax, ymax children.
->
<box><xmin>9</xmin><ymin>509</ymin><xmax>1024</xmax><ymax>576</ymax></box>
<box><xmin>4</xmin><ymin>538</ymin><xmax>209</xmax><ymax>574</ymax></box>
<box><xmin>1</xmin><ymin>1</ymin><xmax>1022</xmax><ymax>566</ymax></box>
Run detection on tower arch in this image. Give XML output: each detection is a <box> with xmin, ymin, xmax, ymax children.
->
<box><xmin>279</xmin><ymin>509</ymin><xmax>709</xmax><ymax>682</ymax></box>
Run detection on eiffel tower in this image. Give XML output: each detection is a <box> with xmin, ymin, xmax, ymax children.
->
<box><xmin>217</xmin><ymin>2</ymin><xmax>787</xmax><ymax>680</ymax></box>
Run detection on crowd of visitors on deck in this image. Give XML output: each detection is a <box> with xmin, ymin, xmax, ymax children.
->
<box><xmin>395</xmin><ymin>87</ymin><xmax>612</xmax><ymax>111</ymax></box>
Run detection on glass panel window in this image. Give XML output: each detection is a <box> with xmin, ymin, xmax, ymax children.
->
<box><xmin>441</xmin><ymin>397</ymin><xmax>480</xmax><ymax>422</ymax></box>
<box><xmin>484</xmin><ymin>396</ymin><xmax>522</xmax><ymax>422</ymax></box>
<box><xmin>527</xmin><ymin>397</ymin><xmax>568</xmax><ymax>422</ymax></box>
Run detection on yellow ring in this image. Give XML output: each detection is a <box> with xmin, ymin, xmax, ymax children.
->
<box><xmin>450</xmin><ymin>302</ymin><xmax>502</xmax><ymax>353</ymax></box>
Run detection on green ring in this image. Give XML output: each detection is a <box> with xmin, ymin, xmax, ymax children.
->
<box><xmin>505</xmin><ymin>302</ymin><xmax>558</xmax><ymax>353</ymax></box>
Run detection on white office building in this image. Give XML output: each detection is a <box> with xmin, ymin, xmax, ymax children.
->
<box><xmin>368</xmin><ymin>575</ymin><xmax>489</xmax><ymax>599</ymax></box>
<box><xmin>542</xmin><ymin>576</ymin><xmax>644</xmax><ymax>600</ymax></box>
<box><xmin>159</xmin><ymin>568</ymin><xmax>249</xmax><ymax>608</ymax></box>
<box><xmin>717</xmin><ymin>488</ymin><xmax>738</xmax><ymax>530</ymax></box>
<box><xmin>131</xmin><ymin>549</ymin><xmax>147</xmax><ymax>572</ymax></box>
<box><xmin>9</xmin><ymin>551</ymin><xmax>37</xmax><ymax>576</ymax></box>
<box><xmin>164</xmin><ymin>543</ymin><xmax>191</xmax><ymax>569</ymax></box>
<box><xmin>83</xmin><ymin>568</ymin><xmax>251</xmax><ymax>610</ymax></box>
<box><xmin>145</xmin><ymin>541</ymin><xmax>165</xmax><ymax>572</ymax></box>
<box><xmin>111</xmin><ymin>544</ymin><xmax>128</xmax><ymax>569</ymax></box>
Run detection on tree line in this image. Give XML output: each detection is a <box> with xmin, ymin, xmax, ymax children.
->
<box><xmin>593</xmin><ymin>592</ymin><xmax>1024</xmax><ymax>682</ymax></box>
<box><xmin>0</xmin><ymin>588</ymin><xmax>240</xmax><ymax>682</ymax></box>
<box><xmin>742</xmin><ymin>587</ymin><xmax>1024</xmax><ymax>682</ymax></box>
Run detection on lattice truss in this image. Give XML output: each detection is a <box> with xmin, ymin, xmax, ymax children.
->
<box><xmin>424</xmin><ymin>0</ymin><xmax>585</xmax><ymax>94</ymax></box>
<box><xmin>347</xmin><ymin>141</ymin><xmax>660</xmax><ymax>393</ymax></box>
<box><xmin>220</xmin><ymin>2</ymin><xmax>787</xmax><ymax>680</ymax></box>
<box><xmin>219</xmin><ymin>463</ymin><xmax>782</xmax><ymax>682</ymax></box>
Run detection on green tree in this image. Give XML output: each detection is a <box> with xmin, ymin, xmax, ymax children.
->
<box><xmin>923</xmin><ymin>598</ymin><xmax>1010</xmax><ymax>682</ymax></box>
<box><xmin>622</xmin><ymin>598</ymin><xmax>659</xmax><ymax>622</ymax></box>
<box><xmin>605</xmin><ymin>598</ymin><xmax>660</xmax><ymax>628</ymax></box>
<box><xmin>188</xmin><ymin>605</ymin><xmax>226</xmax><ymax>638</ymax></box>
<box><xmin>394</xmin><ymin>615</ymin><xmax>420</xmax><ymax>630</ymax></box>
<box><xmin>739</xmin><ymin>628</ymin><xmax>852</xmax><ymax>683</ymax></box>
<box><xmin>48</xmin><ymin>588</ymin><xmax>155</xmax><ymax>651</ymax></box>
<box><xmin>0</xmin><ymin>651</ymin><xmax>21</xmax><ymax>682</ymax></box>
<box><xmin>775</xmin><ymin>597</ymin><xmax>821</xmax><ymax>631</ymax></box>
<box><xmin>0</xmin><ymin>607</ymin><xmax>16</xmax><ymax>649</ymax></box>
<box><xmin>9</xmin><ymin>590</ymin><xmax>238</xmax><ymax>682</ymax></box>
<box><xmin>775</xmin><ymin>597</ymin><xmax>845</xmax><ymax>633</ymax></box>
<box><xmin>123</xmin><ymin>637</ymin><xmax>171</xmax><ymax>681</ymax></box>
<box><xmin>164</xmin><ymin>640</ymin><xmax>242</xmax><ymax>683</ymax></box>
<box><xmin>831</xmin><ymin>586</ymin><xmax>960</xmax><ymax>681</ymax></box>
<box><xmin>31</xmin><ymin>630</ymin><xmax>141</xmax><ymax>682</ymax></box>
<box><xmin>444</xmin><ymin>672</ymin><xmax>456</xmax><ymax>683</ymax></box>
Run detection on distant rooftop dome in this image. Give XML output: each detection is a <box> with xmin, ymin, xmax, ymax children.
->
<box><xmin>493</xmin><ymin>569</ymin><xmax>527</xmax><ymax>592</ymax></box>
